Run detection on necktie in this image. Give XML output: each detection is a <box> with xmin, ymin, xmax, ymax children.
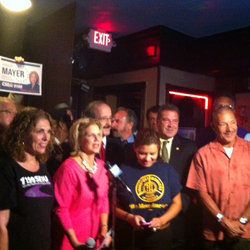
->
<box><xmin>161</xmin><ymin>140</ymin><xmax>169</xmax><ymax>163</ymax></box>
<box><xmin>99</xmin><ymin>141</ymin><xmax>106</xmax><ymax>162</ymax></box>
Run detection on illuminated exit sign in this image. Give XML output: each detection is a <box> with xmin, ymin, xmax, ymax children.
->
<box><xmin>87</xmin><ymin>29</ymin><xmax>113</xmax><ymax>52</ymax></box>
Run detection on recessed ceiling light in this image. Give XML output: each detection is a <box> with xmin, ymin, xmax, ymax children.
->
<box><xmin>1</xmin><ymin>0</ymin><xmax>32</xmax><ymax>12</ymax></box>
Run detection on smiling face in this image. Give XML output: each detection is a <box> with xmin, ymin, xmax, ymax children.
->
<box><xmin>158</xmin><ymin>110</ymin><xmax>179</xmax><ymax>139</ymax></box>
<box><xmin>29</xmin><ymin>72</ymin><xmax>39</xmax><ymax>86</ymax></box>
<box><xmin>95</xmin><ymin>104</ymin><xmax>112</xmax><ymax>136</ymax></box>
<box><xmin>112</xmin><ymin>110</ymin><xmax>132</xmax><ymax>140</ymax></box>
<box><xmin>212</xmin><ymin>109</ymin><xmax>237</xmax><ymax>148</ymax></box>
<box><xmin>134</xmin><ymin>143</ymin><xmax>159</xmax><ymax>168</ymax></box>
<box><xmin>25</xmin><ymin>118</ymin><xmax>52</xmax><ymax>156</ymax></box>
<box><xmin>80</xmin><ymin>124</ymin><xmax>102</xmax><ymax>155</ymax></box>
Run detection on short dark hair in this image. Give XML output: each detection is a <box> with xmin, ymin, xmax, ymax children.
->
<box><xmin>51</xmin><ymin>105</ymin><xmax>72</xmax><ymax>130</ymax></box>
<box><xmin>146</xmin><ymin>105</ymin><xmax>160</xmax><ymax>120</ymax></box>
<box><xmin>158</xmin><ymin>104</ymin><xmax>180</xmax><ymax>120</ymax></box>
<box><xmin>117</xmin><ymin>107</ymin><xmax>138</xmax><ymax>132</ymax></box>
<box><xmin>213</xmin><ymin>92</ymin><xmax>236</xmax><ymax>110</ymax></box>
<box><xmin>134</xmin><ymin>128</ymin><xmax>160</xmax><ymax>149</ymax></box>
<box><xmin>84</xmin><ymin>100</ymin><xmax>107</xmax><ymax>118</ymax></box>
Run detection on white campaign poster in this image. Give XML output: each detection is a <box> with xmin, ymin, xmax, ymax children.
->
<box><xmin>0</xmin><ymin>56</ymin><xmax>43</xmax><ymax>96</ymax></box>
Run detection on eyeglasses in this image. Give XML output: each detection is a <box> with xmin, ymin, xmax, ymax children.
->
<box><xmin>98</xmin><ymin>117</ymin><xmax>113</xmax><ymax>122</ymax></box>
<box><xmin>215</xmin><ymin>104</ymin><xmax>234</xmax><ymax>110</ymax></box>
<box><xmin>0</xmin><ymin>110</ymin><xmax>17</xmax><ymax>115</ymax></box>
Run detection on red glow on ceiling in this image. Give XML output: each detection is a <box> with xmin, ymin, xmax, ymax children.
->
<box><xmin>169</xmin><ymin>91</ymin><xmax>209</xmax><ymax>110</ymax></box>
<box><xmin>211</xmin><ymin>69</ymin><xmax>220</xmax><ymax>74</ymax></box>
<box><xmin>96</xmin><ymin>22</ymin><xmax>113</xmax><ymax>32</ymax></box>
<box><xmin>146</xmin><ymin>45</ymin><xmax>157</xmax><ymax>57</ymax></box>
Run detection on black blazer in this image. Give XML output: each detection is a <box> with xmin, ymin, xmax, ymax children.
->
<box><xmin>169</xmin><ymin>134</ymin><xmax>197</xmax><ymax>186</ymax></box>
<box><xmin>105</xmin><ymin>137</ymin><xmax>124</xmax><ymax>166</ymax></box>
<box><xmin>168</xmin><ymin>135</ymin><xmax>198</xmax><ymax>239</ymax></box>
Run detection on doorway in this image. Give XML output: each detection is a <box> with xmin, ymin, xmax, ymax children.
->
<box><xmin>93</xmin><ymin>82</ymin><xmax>146</xmax><ymax>129</ymax></box>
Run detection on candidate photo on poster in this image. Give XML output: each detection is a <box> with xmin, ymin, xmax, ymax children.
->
<box><xmin>23</xmin><ymin>71</ymin><xmax>40</xmax><ymax>93</ymax></box>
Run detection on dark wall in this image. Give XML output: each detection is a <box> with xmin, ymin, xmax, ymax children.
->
<box><xmin>0</xmin><ymin>6</ymin><xmax>30</xmax><ymax>57</ymax></box>
<box><xmin>74</xmin><ymin>25</ymin><xmax>250</xmax><ymax>94</ymax></box>
<box><xmin>23</xmin><ymin>3</ymin><xmax>76</xmax><ymax>112</ymax></box>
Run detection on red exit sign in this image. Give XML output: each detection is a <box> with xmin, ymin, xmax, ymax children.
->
<box><xmin>87</xmin><ymin>29</ymin><xmax>113</xmax><ymax>52</ymax></box>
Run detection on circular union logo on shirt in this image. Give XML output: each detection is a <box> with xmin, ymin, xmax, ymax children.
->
<box><xmin>135</xmin><ymin>174</ymin><xmax>164</xmax><ymax>202</ymax></box>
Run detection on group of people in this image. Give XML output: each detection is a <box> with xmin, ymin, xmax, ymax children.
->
<box><xmin>0</xmin><ymin>93</ymin><xmax>249</xmax><ymax>250</ymax></box>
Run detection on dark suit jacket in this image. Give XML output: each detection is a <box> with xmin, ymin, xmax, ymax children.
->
<box><xmin>105</xmin><ymin>137</ymin><xmax>124</xmax><ymax>166</ymax></box>
<box><xmin>169</xmin><ymin>134</ymin><xmax>197</xmax><ymax>187</ymax></box>
<box><xmin>167</xmin><ymin>134</ymin><xmax>198</xmax><ymax>241</ymax></box>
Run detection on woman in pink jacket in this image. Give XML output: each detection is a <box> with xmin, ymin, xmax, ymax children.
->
<box><xmin>53</xmin><ymin>118</ymin><xmax>110</xmax><ymax>249</ymax></box>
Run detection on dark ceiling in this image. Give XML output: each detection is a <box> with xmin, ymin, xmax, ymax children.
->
<box><xmin>27</xmin><ymin>0</ymin><xmax>250</xmax><ymax>38</ymax></box>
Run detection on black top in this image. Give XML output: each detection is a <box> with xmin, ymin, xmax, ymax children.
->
<box><xmin>0</xmin><ymin>154</ymin><xmax>54</xmax><ymax>250</ymax></box>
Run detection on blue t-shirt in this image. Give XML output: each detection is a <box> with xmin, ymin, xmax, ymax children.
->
<box><xmin>117</xmin><ymin>161</ymin><xmax>182</xmax><ymax>222</ymax></box>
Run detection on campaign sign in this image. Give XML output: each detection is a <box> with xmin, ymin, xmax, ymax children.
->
<box><xmin>0</xmin><ymin>56</ymin><xmax>42</xmax><ymax>96</ymax></box>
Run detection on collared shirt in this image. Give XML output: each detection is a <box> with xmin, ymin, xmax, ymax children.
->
<box><xmin>186</xmin><ymin>137</ymin><xmax>250</xmax><ymax>240</ymax></box>
<box><xmin>160</xmin><ymin>137</ymin><xmax>174</xmax><ymax>160</ymax></box>
<box><xmin>102</xmin><ymin>136</ymin><xmax>107</xmax><ymax>149</ymax></box>
<box><xmin>122</xmin><ymin>134</ymin><xmax>135</xmax><ymax>144</ymax></box>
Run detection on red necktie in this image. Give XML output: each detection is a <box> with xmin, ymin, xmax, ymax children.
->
<box><xmin>99</xmin><ymin>141</ymin><xmax>106</xmax><ymax>162</ymax></box>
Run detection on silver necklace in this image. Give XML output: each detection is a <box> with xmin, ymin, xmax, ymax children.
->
<box><xmin>80</xmin><ymin>157</ymin><xmax>98</xmax><ymax>175</ymax></box>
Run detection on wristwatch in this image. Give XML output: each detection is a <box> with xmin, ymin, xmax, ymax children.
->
<box><xmin>216</xmin><ymin>213</ymin><xmax>224</xmax><ymax>223</ymax></box>
<box><xmin>239</xmin><ymin>217</ymin><xmax>248</xmax><ymax>225</ymax></box>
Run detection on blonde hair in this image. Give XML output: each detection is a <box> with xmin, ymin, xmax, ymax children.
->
<box><xmin>70</xmin><ymin>117</ymin><xmax>102</xmax><ymax>156</ymax></box>
<box><xmin>0</xmin><ymin>96</ymin><xmax>15</xmax><ymax>107</ymax></box>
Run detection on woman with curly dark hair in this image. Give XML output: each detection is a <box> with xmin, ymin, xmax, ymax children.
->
<box><xmin>0</xmin><ymin>107</ymin><xmax>55</xmax><ymax>250</ymax></box>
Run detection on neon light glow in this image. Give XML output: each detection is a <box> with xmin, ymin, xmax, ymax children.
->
<box><xmin>169</xmin><ymin>91</ymin><xmax>209</xmax><ymax>110</ymax></box>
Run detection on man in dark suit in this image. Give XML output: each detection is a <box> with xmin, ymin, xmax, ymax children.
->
<box><xmin>157</xmin><ymin>104</ymin><xmax>199</xmax><ymax>250</ymax></box>
<box><xmin>84</xmin><ymin>100</ymin><xmax>123</xmax><ymax>165</ymax></box>
<box><xmin>112</xmin><ymin>107</ymin><xmax>138</xmax><ymax>165</ymax></box>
